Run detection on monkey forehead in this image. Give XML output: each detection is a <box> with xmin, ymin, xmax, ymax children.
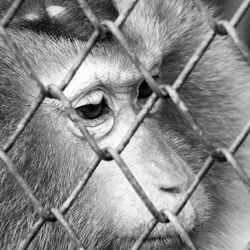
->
<box><xmin>68</xmin><ymin>61</ymin><xmax>140</xmax><ymax>99</ymax></box>
<box><xmin>6</xmin><ymin>30</ymin><xmax>161</xmax><ymax>99</ymax></box>
<box><xmin>41</xmin><ymin>58</ymin><xmax>157</xmax><ymax>100</ymax></box>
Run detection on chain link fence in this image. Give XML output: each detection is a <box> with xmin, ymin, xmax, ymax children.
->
<box><xmin>214</xmin><ymin>0</ymin><xmax>250</xmax><ymax>48</ymax></box>
<box><xmin>0</xmin><ymin>0</ymin><xmax>250</xmax><ymax>249</ymax></box>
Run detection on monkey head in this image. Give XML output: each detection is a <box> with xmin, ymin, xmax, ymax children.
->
<box><xmin>0</xmin><ymin>1</ymin><xmax>250</xmax><ymax>250</ymax></box>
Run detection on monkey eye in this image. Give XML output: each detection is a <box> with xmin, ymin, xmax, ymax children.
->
<box><xmin>76</xmin><ymin>99</ymin><xmax>105</xmax><ymax>120</ymax></box>
<box><xmin>138</xmin><ymin>79</ymin><xmax>153</xmax><ymax>98</ymax></box>
<box><xmin>74</xmin><ymin>91</ymin><xmax>109</xmax><ymax>121</ymax></box>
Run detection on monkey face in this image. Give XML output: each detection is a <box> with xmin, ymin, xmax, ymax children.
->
<box><xmin>1</xmin><ymin>1</ymin><xmax>250</xmax><ymax>250</ymax></box>
<box><xmin>23</xmin><ymin>42</ymin><xmax>212</xmax><ymax>249</ymax></box>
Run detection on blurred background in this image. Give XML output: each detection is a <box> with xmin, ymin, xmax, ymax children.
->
<box><xmin>212</xmin><ymin>0</ymin><xmax>250</xmax><ymax>48</ymax></box>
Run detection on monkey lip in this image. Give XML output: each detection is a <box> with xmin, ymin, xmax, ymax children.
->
<box><xmin>119</xmin><ymin>234</ymin><xmax>185</xmax><ymax>249</ymax></box>
<box><xmin>116</xmin><ymin>218</ymin><xmax>196</xmax><ymax>238</ymax></box>
<box><xmin>117</xmin><ymin>223</ymin><xmax>194</xmax><ymax>247</ymax></box>
<box><xmin>113</xmin><ymin>220</ymin><xmax>197</xmax><ymax>249</ymax></box>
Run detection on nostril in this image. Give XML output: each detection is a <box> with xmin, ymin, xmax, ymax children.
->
<box><xmin>159</xmin><ymin>186</ymin><xmax>181</xmax><ymax>194</ymax></box>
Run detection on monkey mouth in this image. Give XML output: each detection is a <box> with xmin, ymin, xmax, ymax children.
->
<box><xmin>111</xmin><ymin>221</ymin><xmax>198</xmax><ymax>249</ymax></box>
<box><xmin>115</xmin><ymin>235</ymin><xmax>187</xmax><ymax>250</ymax></box>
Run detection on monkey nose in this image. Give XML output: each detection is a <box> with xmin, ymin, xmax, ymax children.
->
<box><xmin>159</xmin><ymin>185</ymin><xmax>181</xmax><ymax>194</ymax></box>
<box><xmin>147</xmin><ymin>164</ymin><xmax>189</xmax><ymax>196</ymax></box>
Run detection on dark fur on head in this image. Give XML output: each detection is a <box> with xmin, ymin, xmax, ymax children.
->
<box><xmin>1</xmin><ymin>0</ymin><xmax>118</xmax><ymax>40</ymax></box>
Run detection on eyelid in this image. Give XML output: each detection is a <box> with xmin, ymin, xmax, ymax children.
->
<box><xmin>74</xmin><ymin>91</ymin><xmax>104</xmax><ymax>107</ymax></box>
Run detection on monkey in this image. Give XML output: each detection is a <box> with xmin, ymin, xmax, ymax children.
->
<box><xmin>1</xmin><ymin>0</ymin><xmax>250</xmax><ymax>249</ymax></box>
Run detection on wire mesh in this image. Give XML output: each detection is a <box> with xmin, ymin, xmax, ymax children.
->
<box><xmin>0</xmin><ymin>0</ymin><xmax>250</xmax><ymax>249</ymax></box>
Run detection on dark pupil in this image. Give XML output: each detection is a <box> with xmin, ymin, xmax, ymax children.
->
<box><xmin>138</xmin><ymin>81</ymin><xmax>153</xmax><ymax>98</ymax></box>
<box><xmin>76</xmin><ymin>99</ymin><xmax>104</xmax><ymax>120</ymax></box>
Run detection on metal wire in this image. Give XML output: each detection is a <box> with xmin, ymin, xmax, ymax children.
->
<box><xmin>0</xmin><ymin>0</ymin><xmax>249</xmax><ymax>249</ymax></box>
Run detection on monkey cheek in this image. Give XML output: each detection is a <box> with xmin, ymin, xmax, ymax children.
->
<box><xmin>93</xmin><ymin>165</ymin><xmax>210</xmax><ymax>238</ymax></box>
